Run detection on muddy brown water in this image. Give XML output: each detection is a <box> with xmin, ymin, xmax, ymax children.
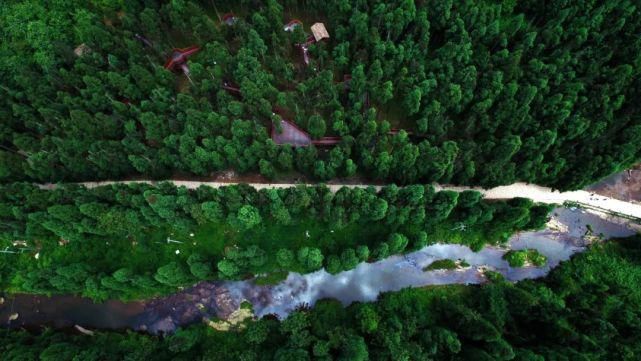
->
<box><xmin>0</xmin><ymin>294</ymin><xmax>144</xmax><ymax>331</ymax></box>
<box><xmin>0</xmin><ymin>282</ymin><xmax>239</xmax><ymax>334</ymax></box>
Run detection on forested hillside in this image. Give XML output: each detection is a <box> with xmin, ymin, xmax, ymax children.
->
<box><xmin>0</xmin><ymin>183</ymin><xmax>549</xmax><ymax>299</ymax></box>
<box><xmin>4</xmin><ymin>236</ymin><xmax>641</xmax><ymax>360</ymax></box>
<box><xmin>1</xmin><ymin>0</ymin><xmax>640</xmax><ymax>189</ymax></box>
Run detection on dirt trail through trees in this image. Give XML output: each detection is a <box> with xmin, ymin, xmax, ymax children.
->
<box><xmin>40</xmin><ymin>180</ymin><xmax>641</xmax><ymax>220</ymax></box>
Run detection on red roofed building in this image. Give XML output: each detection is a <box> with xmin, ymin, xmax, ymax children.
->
<box><xmin>222</xmin><ymin>13</ymin><xmax>238</xmax><ymax>26</ymax></box>
<box><xmin>283</xmin><ymin>19</ymin><xmax>302</xmax><ymax>32</ymax></box>
<box><xmin>271</xmin><ymin>118</ymin><xmax>341</xmax><ymax>147</ymax></box>
<box><xmin>272</xmin><ymin>118</ymin><xmax>312</xmax><ymax>147</ymax></box>
<box><xmin>294</xmin><ymin>23</ymin><xmax>329</xmax><ymax>66</ymax></box>
<box><xmin>164</xmin><ymin>46</ymin><xmax>200</xmax><ymax>75</ymax></box>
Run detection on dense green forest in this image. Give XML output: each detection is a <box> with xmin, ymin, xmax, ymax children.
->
<box><xmin>1</xmin><ymin>0</ymin><xmax>640</xmax><ymax>189</ymax></box>
<box><xmin>0</xmin><ymin>183</ymin><xmax>550</xmax><ymax>299</ymax></box>
<box><xmin>2</xmin><ymin>1</ymin><xmax>641</xmax><ymax>359</ymax></box>
<box><xmin>4</xmin><ymin>236</ymin><xmax>641</xmax><ymax>360</ymax></box>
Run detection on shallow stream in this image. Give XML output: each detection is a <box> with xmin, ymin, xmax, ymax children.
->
<box><xmin>1</xmin><ymin>208</ymin><xmax>636</xmax><ymax>334</ymax></box>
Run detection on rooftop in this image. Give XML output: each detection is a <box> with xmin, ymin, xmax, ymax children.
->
<box><xmin>311</xmin><ymin>23</ymin><xmax>330</xmax><ymax>42</ymax></box>
<box><xmin>164</xmin><ymin>46</ymin><xmax>201</xmax><ymax>71</ymax></box>
<box><xmin>284</xmin><ymin>19</ymin><xmax>302</xmax><ymax>32</ymax></box>
<box><xmin>74</xmin><ymin>43</ymin><xmax>91</xmax><ymax>57</ymax></box>
<box><xmin>271</xmin><ymin>119</ymin><xmax>312</xmax><ymax>147</ymax></box>
<box><xmin>222</xmin><ymin>13</ymin><xmax>238</xmax><ymax>26</ymax></box>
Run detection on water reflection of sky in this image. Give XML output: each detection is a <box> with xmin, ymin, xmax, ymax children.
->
<box><xmin>241</xmin><ymin>208</ymin><xmax>636</xmax><ymax>319</ymax></box>
<box><xmin>2</xmin><ymin>208</ymin><xmax>636</xmax><ymax>334</ymax></box>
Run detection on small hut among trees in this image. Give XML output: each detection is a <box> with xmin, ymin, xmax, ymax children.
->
<box><xmin>74</xmin><ymin>44</ymin><xmax>91</xmax><ymax>57</ymax></box>
<box><xmin>310</xmin><ymin>23</ymin><xmax>330</xmax><ymax>42</ymax></box>
<box><xmin>164</xmin><ymin>46</ymin><xmax>200</xmax><ymax>75</ymax></box>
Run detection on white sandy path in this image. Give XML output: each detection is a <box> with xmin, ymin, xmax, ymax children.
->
<box><xmin>40</xmin><ymin>181</ymin><xmax>641</xmax><ymax>220</ymax></box>
<box><xmin>434</xmin><ymin>183</ymin><xmax>641</xmax><ymax>219</ymax></box>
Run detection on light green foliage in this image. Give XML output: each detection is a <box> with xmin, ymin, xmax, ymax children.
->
<box><xmin>232</xmin><ymin>205</ymin><xmax>262</xmax><ymax>230</ymax></box>
<box><xmin>297</xmin><ymin>247</ymin><xmax>324</xmax><ymax>271</ymax></box>
<box><xmin>154</xmin><ymin>262</ymin><xmax>191</xmax><ymax>287</ymax></box>
<box><xmin>9</xmin><ymin>237</ymin><xmax>641</xmax><ymax>359</ymax></box>
<box><xmin>503</xmin><ymin>249</ymin><xmax>547</xmax><ymax>267</ymax></box>
<box><xmin>424</xmin><ymin>259</ymin><xmax>458</xmax><ymax>271</ymax></box>
<box><xmin>276</xmin><ymin>248</ymin><xmax>295</xmax><ymax>268</ymax></box>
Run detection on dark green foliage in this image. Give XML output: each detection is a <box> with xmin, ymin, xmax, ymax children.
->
<box><xmin>503</xmin><ymin>249</ymin><xmax>547</xmax><ymax>267</ymax></box>
<box><xmin>230</xmin><ymin>205</ymin><xmax>262</xmax><ymax>230</ymax></box>
<box><xmin>424</xmin><ymin>259</ymin><xmax>458</xmax><ymax>271</ymax></box>
<box><xmin>0</xmin><ymin>182</ymin><xmax>546</xmax><ymax>299</ymax></box>
<box><xmin>4</xmin><ymin>237</ymin><xmax>641</xmax><ymax>360</ymax></box>
<box><xmin>0</xmin><ymin>0</ymin><xmax>638</xmax><ymax>189</ymax></box>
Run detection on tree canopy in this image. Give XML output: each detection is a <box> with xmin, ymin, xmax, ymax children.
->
<box><xmin>0</xmin><ymin>0</ymin><xmax>638</xmax><ymax>189</ymax></box>
<box><xmin>4</xmin><ymin>236</ymin><xmax>641</xmax><ymax>360</ymax></box>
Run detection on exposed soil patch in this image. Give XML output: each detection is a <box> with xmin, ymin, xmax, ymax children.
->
<box><xmin>587</xmin><ymin>165</ymin><xmax>641</xmax><ymax>204</ymax></box>
<box><xmin>119</xmin><ymin>169</ymin><xmax>379</xmax><ymax>186</ymax></box>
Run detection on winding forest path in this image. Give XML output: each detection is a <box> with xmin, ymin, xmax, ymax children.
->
<box><xmin>40</xmin><ymin>180</ymin><xmax>641</xmax><ymax>220</ymax></box>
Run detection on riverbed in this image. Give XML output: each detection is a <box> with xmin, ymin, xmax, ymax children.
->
<box><xmin>1</xmin><ymin>208</ymin><xmax>637</xmax><ymax>334</ymax></box>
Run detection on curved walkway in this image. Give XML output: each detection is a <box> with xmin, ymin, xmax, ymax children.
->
<box><xmin>40</xmin><ymin>180</ymin><xmax>641</xmax><ymax>220</ymax></box>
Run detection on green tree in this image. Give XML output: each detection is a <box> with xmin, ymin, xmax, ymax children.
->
<box><xmin>201</xmin><ymin>201</ymin><xmax>223</xmax><ymax>222</ymax></box>
<box><xmin>259</xmin><ymin>159</ymin><xmax>276</xmax><ymax>179</ymax></box>
<box><xmin>217</xmin><ymin>259</ymin><xmax>240</xmax><ymax>278</ymax></box>
<box><xmin>356</xmin><ymin>304</ymin><xmax>379</xmax><ymax>333</ymax></box>
<box><xmin>276</xmin><ymin>248</ymin><xmax>295</xmax><ymax>268</ymax></box>
<box><xmin>356</xmin><ymin>245</ymin><xmax>370</xmax><ymax>261</ymax></box>
<box><xmin>340</xmin><ymin>248</ymin><xmax>360</xmax><ymax>270</ymax></box>
<box><xmin>308</xmin><ymin>115</ymin><xmax>327</xmax><ymax>139</ymax></box>
<box><xmin>154</xmin><ymin>262</ymin><xmax>190</xmax><ymax>287</ymax></box>
<box><xmin>338</xmin><ymin>334</ymin><xmax>368</xmax><ymax>361</ymax></box>
<box><xmin>297</xmin><ymin>247</ymin><xmax>324</xmax><ymax>271</ymax></box>
<box><xmin>387</xmin><ymin>233</ymin><xmax>409</xmax><ymax>254</ymax></box>
<box><xmin>187</xmin><ymin>254</ymin><xmax>212</xmax><ymax>279</ymax></box>
<box><xmin>231</xmin><ymin>205</ymin><xmax>262</xmax><ymax>230</ymax></box>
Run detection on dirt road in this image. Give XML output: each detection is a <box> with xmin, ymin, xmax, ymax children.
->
<box><xmin>40</xmin><ymin>180</ymin><xmax>641</xmax><ymax>220</ymax></box>
<box><xmin>587</xmin><ymin>166</ymin><xmax>641</xmax><ymax>204</ymax></box>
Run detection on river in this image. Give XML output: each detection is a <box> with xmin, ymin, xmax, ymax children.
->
<box><xmin>1</xmin><ymin>207</ymin><xmax>637</xmax><ymax>334</ymax></box>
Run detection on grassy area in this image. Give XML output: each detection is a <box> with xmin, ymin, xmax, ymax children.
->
<box><xmin>159</xmin><ymin>217</ymin><xmax>390</xmax><ymax>275</ymax></box>
<box><xmin>9</xmin><ymin>216</ymin><xmax>500</xmax><ymax>286</ymax></box>
<box><xmin>424</xmin><ymin>220</ymin><xmax>511</xmax><ymax>251</ymax></box>
<box><xmin>503</xmin><ymin>249</ymin><xmax>547</xmax><ymax>268</ymax></box>
<box><xmin>423</xmin><ymin>259</ymin><xmax>458</xmax><ymax>271</ymax></box>
<box><xmin>158</xmin><ymin>217</ymin><xmax>514</xmax><ymax>279</ymax></box>
<box><xmin>5</xmin><ymin>216</ymin><xmax>390</xmax><ymax>296</ymax></box>
<box><xmin>183</xmin><ymin>219</ymin><xmax>376</xmax><ymax>256</ymax></box>
<box><xmin>1</xmin><ymin>198</ymin><xmax>535</xmax><ymax>300</ymax></box>
<box><xmin>254</xmin><ymin>271</ymin><xmax>289</xmax><ymax>285</ymax></box>
<box><xmin>375</xmin><ymin>96</ymin><xmax>413</xmax><ymax>130</ymax></box>
<box><xmin>423</xmin><ymin>258</ymin><xmax>470</xmax><ymax>271</ymax></box>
